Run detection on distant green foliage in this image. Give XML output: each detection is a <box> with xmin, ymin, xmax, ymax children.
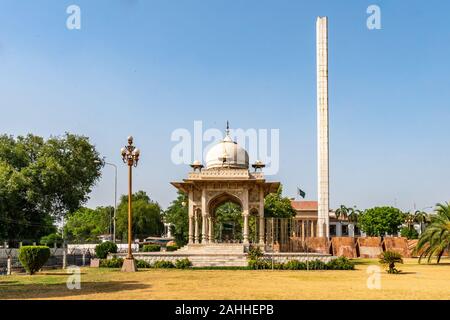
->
<box><xmin>264</xmin><ymin>185</ymin><xmax>296</xmax><ymax>218</ymax></box>
<box><xmin>400</xmin><ymin>227</ymin><xmax>418</xmax><ymax>239</ymax></box>
<box><xmin>18</xmin><ymin>246</ymin><xmax>51</xmax><ymax>275</ymax></box>
<box><xmin>64</xmin><ymin>207</ymin><xmax>112</xmax><ymax>243</ymax></box>
<box><xmin>153</xmin><ymin>260</ymin><xmax>175</xmax><ymax>268</ymax></box>
<box><xmin>100</xmin><ymin>257</ymin><xmax>123</xmax><ymax>268</ymax></box>
<box><xmin>358</xmin><ymin>207</ymin><xmax>405</xmax><ymax>236</ymax></box>
<box><xmin>175</xmin><ymin>258</ymin><xmax>192</xmax><ymax>269</ymax></box>
<box><xmin>142</xmin><ymin>244</ymin><xmax>160</xmax><ymax>252</ymax></box>
<box><xmin>39</xmin><ymin>233</ymin><xmax>63</xmax><ymax>247</ymax></box>
<box><xmin>379</xmin><ymin>251</ymin><xmax>403</xmax><ymax>274</ymax></box>
<box><xmin>116</xmin><ymin>191</ymin><xmax>164</xmax><ymax>241</ymax></box>
<box><xmin>95</xmin><ymin>241</ymin><xmax>118</xmax><ymax>259</ymax></box>
<box><xmin>163</xmin><ymin>192</ymin><xmax>188</xmax><ymax>247</ymax></box>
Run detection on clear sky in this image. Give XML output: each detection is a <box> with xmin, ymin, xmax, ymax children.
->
<box><xmin>0</xmin><ymin>0</ymin><xmax>449</xmax><ymax>212</ymax></box>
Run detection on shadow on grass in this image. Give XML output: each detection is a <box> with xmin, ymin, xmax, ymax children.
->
<box><xmin>0</xmin><ymin>280</ymin><xmax>150</xmax><ymax>299</ymax></box>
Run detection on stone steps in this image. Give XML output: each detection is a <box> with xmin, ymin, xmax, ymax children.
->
<box><xmin>188</xmin><ymin>254</ymin><xmax>248</xmax><ymax>267</ymax></box>
<box><xmin>177</xmin><ymin>244</ymin><xmax>245</xmax><ymax>255</ymax></box>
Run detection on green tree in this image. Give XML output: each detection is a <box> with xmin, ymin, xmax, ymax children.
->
<box><xmin>215</xmin><ymin>202</ymin><xmax>243</xmax><ymax>241</ymax></box>
<box><xmin>357</xmin><ymin>206</ymin><xmax>405</xmax><ymax>236</ymax></box>
<box><xmin>116</xmin><ymin>191</ymin><xmax>164</xmax><ymax>241</ymax></box>
<box><xmin>0</xmin><ymin>133</ymin><xmax>102</xmax><ymax>243</ymax></box>
<box><xmin>415</xmin><ymin>202</ymin><xmax>450</xmax><ymax>263</ymax></box>
<box><xmin>64</xmin><ymin>206</ymin><xmax>111</xmax><ymax>243</ymax></box>
<box><xmin>414</xmin><ymin>210</ymin><xmax>430</xmax><ymax>234</ymax></box>
<box><xmin>163</xmin><ymin>191</ymin><xmax>188</xmax><ymax>246</ymax></box>
<box><xmin>335</xmin><ymin>205</ymin><xmax>350</xmax><ymax>220</ymax></box>
<box><xmin>264</xmin><ymin>185</ymin><xmax>295</xmax><ymax>218</ymax></box>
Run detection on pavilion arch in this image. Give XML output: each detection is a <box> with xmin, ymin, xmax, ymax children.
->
<box><xmin>208</xmin><ymin>192</ymin><xmax>243</xmax><ymax>218</ymax></box>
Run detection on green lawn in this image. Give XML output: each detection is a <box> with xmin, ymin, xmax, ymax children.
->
<box><xmin>0</xmin><ymin>258</ymin><xmax>449</xmax><ymax>300</ymax></box>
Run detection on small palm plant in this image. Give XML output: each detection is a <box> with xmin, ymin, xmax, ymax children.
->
<box><xmin>415</xmin><ymin>202</ymin><xmax>450</xmax><ymax>263</ymax></box>
<box><xmin>379</xmin><ymin>251</ymin><xmax>403</xmax><ymax>274</ymax></box>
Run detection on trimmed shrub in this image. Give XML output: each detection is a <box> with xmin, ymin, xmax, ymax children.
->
<box><xmin>153</xmin><ymin>260</ymin><xmax>175</xmax><ymax>268</ymax></box>
<box><xmin>18</xmin><ymin>246</ymin><xmax>51</xmax><ymax>275</ymax></box>
<box><xmin>166</xmin><ymin>245</ymin><xmax>179</xmax><ymax>252</ymax></box>
<box><xmin>143</xmin><ymin>244</ymin><xmax>161</xmax><ymax>252</ymax></box>
<box><xmin>99</xmin><ymin>257</ymin><xmax>123</xmax><ymax>268</ymax></box>
<box><xmin>136</xmin><ymin>259</ymin><xmax>152</xmax><ymax>268</ymax></box>
<box><xmin>326</xmin><ymin>257</ymin><xmax>355</xmax><ymax>270</ymax></box>
<box><xmin>95</xmin><ymin>241</ymin><xmax>118</xmax><ymax>259</ymax></box>
<box><xmin>175</xmin><ymin>258</ymin><xmax>192</xmax><ymax>269</ymax></box>
<box><xmin>284</xmin><ymin>260</ymin><xmax>307</xmax><ymax>270</ymax></box>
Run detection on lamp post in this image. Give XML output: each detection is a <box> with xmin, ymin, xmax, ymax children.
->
<box><xmin>95</xmin><ymin>159</ymin><xmax>118</xmax><ymax>243</ymax></box>
<box><xmin>120</xmin><ymin>136</ymin><xmax>140</xmax><ymax>272</ymax></box>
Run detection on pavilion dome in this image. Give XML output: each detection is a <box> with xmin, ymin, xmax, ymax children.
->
<box><xmin>205</xmin><ymin>133</ymin><xmax>249</xmax><ymax>170</ymax></box>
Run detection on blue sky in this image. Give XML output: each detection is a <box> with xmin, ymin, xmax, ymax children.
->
<box><xmin>0</xmin><ymin>0</ymin><xmax>449</xmax><ymax>212</ymax></box>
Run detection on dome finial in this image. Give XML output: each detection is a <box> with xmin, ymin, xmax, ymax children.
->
<box><xmin>226</xmin><ymin>120</ymin><xmax>230</xmax><ymax>136</ymax></box>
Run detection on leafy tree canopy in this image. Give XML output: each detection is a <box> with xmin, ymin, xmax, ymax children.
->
<box><xmin>0</xmin><ymin>133</ymin><xmax>102</xmax><ymax>242</ymax></box>
<box><xmin>64</xmin><ymin>206</ymin><xmax>112</xmax><ymax>243</ymax></box>
<box><xmin>264</xmin><ymin>185</ymin><xmax>295</xmax><ymax>218</ymax></box>
<box><xmin>358</xmin><ymin>206</ymin><xmax>405</xmax><ymax>236</ymax></box>
<box><xmin>116</xmin><ymin>191</ymin><xmax>164</xmax><ymax>241</ymax></box>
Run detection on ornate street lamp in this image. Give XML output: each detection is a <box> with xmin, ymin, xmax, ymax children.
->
<box><xmin>120</xmin><ymin>136</ymin><xmax>140</xmax><ymax>272</ymax></box>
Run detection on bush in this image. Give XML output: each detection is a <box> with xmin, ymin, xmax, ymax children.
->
<box><xmin>166</xmin><ymin>245</ymin><xmax>179</xmax><ymax>252</ymax></box>
<box><xmin>247</xmin><ymin>246</ymin><xmax>264</xmax><ymax>261</ymax></box>
<box><xmin>400</xmin><ymin>227</ymin><xmax>419</xmax><ymax>240</ymax></box>
<box><xmin>95</xmin><ymin>241</ymin><xmax>118</xmax><ymax>259</ymax></box>
<box><xmin>248</xmin><ymin>259</ymin><xmax>270</xmax><ymax>270</ymax></box>
<box><xmin>175</xmin><ymin>258</ymin><xmax>192</xmax><ymax>269</ymax></box>
<box><xmin>326</xmin><ymin>257</ymin><xmax>355</xmax><ymax>270</ymax></box>
<box><xmin>142</xmin><ymin>244</ymin><xmax>161</xmax><ymax>252</ymax></box>
<box><xmin>307</xmin><ymin>259</ymin><xmax>327</xmax><ymax>270</ymax></box>
<box><xmin>153</xmin><ymin>260</ymin><xmax>175</xmax><ymax>268</ymax></box>
<box><xmin>136</xmin><ymin>259</ymin><xmax>152</xmax><ymax>268</ymax></box>
<box><xmin>18</xmin><ymin>246</ymin><xmax>51</xmax><ymax>275</ymax></box>
<box><xmin>99</xmin><ymin>257</ymin><xmax>123</xmax><ymax>268</ymax></box>
<box><xmin>284</xmin><ymin>260</ymin><xmax>307</xmax><ymax>270</ymax></box>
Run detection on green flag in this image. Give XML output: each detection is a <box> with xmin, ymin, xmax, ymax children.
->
<box><xmin>297</xmin><ymin>187</ymin><xmax>306</xmax><ymax>199</ymax></box>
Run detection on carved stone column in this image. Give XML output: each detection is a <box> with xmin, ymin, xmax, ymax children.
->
<box><xmin>188</xmin><ymin>190</ymin><xmax>194</xmax><ymax>244</ymax></box>
<box><xmin>208</xmin><ymin>217</ymin><xmax>214</xmax><ymax>243</ymax></box>
<box><xmin>243</xmin><ymin>213</ymin><xmax>249</xmax><ymax>244</ymax></box>
<box><xmin>259</xmin><ymin>187</ymin><xmax>265</xmax><ymax>244</ymax></box>
<box><xmin>194</xmin><ymin>212</ymin><xmax>199</xmax><ymax>243</ymax></box>
<box><xmin>188</xmin><ymin>216</ymin><xmax>194</xmax><ymax>244</ymax></box>
<box><xmin>242</xmin><ymin>188</ymin><xmax>249</xmax><ymax>244</ymax></box>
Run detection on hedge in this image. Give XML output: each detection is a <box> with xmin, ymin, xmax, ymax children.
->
<box><xmin>18</xmin><ymin>246</ymin><xmax>51</xmax><ymax>275</ymax></box>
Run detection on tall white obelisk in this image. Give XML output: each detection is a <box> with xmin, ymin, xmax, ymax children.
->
<box><xmin>316</xmin><ymin>17</ymin><xmax>329</xmax><ymax>238</ymax></box>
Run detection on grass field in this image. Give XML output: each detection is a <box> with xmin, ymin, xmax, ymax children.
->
<box><xmin>0</xmin><ymin>258</ymin><xmax>449</xmax><ymax>300</ymax></box>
